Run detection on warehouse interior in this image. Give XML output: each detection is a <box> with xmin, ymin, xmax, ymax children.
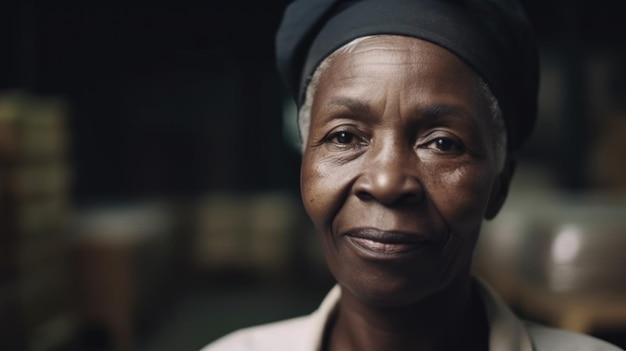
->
<box><xmin>1</xmin><ymin>1</ymin><xmax>626</xmax><ymax>350</ymax></box>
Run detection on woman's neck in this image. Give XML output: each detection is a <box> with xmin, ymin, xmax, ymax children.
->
<box><xmin>324</xmin><ymin>277</ymin><xmax>488</xmax><ymax>351</ymax></box>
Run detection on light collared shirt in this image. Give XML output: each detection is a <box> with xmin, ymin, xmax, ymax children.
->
<box><xmin>203</xmin><ymin>280</ymin><xmax>623</xmax><ymax>351</ymax></box>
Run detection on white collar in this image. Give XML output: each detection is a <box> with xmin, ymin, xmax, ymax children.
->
<box><xmin>305</xmin><ymin>278</ymin><xmax>534</xmax><ymax>351</ymax></box>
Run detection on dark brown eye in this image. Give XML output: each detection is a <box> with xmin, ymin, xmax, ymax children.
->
<box><xmin>334</xmin><ymin>131</ymin><xmax>354</xmax><ymax>144</ymax></box>
<box><xmin>428</xmin><ymin>137</ymin><xmax>463</xmax><ymax>153</ymax></box>
<box><xmin>435</xmin><ymin>138</ymin><xmax>454</xmax><ymax>150</ymax></box>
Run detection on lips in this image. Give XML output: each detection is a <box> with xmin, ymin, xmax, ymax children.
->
<box><xmin>344</xmin><ymin>227</ymin><xmax>430</xmax><ymax>256</ymax></box>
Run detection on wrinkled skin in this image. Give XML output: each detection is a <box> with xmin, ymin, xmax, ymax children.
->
<box><xmin>300</xmin><ymin>36</ymin><xmax>512</xmax><ymax>350</ymax></box>
<box><xmin>301</xmin><ymin>36</ymin><xmax>512</xmax><ymax>351</ymax></box>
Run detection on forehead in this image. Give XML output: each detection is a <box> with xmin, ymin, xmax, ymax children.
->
<box><xmin>311</xmin><ymin>35</ymin><xmax>481</xmax><ymax>119</ymax></box>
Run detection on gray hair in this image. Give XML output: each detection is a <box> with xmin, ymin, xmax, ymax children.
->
<box><xmin>298</xmin><ymin>36</ymin><xmax>508</xmax><ymax>171</ymax></box>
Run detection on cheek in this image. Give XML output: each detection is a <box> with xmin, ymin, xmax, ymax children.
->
<box><xmin>430</xmin><ymin>164</ymin><xmax>494</xmax><ymax>230</ymax></box>
<box><xmin>300</xmin><ymin>154</ymin><xmax>350</xmax><ymax>229</ymax></box>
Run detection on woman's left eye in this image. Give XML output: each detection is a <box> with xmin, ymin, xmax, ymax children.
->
<box><xmin>333</xmin><ymin>131</ymin><xmax>355</xmax><ymax>144</ymax></box>
<box><xmin>426</xmin><ymin>137</ymin><xmax>464</xmax><ymax>153</ymax></box>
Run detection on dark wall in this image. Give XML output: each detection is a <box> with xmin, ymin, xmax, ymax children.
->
<box><xmin>2</xmin><ymin>2</ymin><xmax>298</xmax><ymax>203</ymax></box>
<box><xmin>1</xmin><ymin>1</ymin><xmax>624</xmax><ymax>203</ymax></box>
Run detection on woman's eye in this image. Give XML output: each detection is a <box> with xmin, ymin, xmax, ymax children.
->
<box><xmin>427</xmin><ymin>137</ymin><xmax>463</xmax><ymax>153</ymax></box>
<box><xmin>332</xmin><ymin>131</ymin><xmax>355</xmax><ymax>144</ymax></box>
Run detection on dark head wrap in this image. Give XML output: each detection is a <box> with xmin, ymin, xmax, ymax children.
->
<box><xmin>275</xmin><ymin>0</ymin><xmax>539</xmax><ymax>152</ymax></box>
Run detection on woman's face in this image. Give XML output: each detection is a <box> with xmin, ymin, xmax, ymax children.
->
<box><xmin>300</xmin><ymin>35</ymin><xmax>508</xmax><ymax>306</ymax></box>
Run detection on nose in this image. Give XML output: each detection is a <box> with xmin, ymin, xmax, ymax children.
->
<box><xmin>353</xmin><ymin>141</ymin><xmax>424</xmax><ymax>206</ymax></box>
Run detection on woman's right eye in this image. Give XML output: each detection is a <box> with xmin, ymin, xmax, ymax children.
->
<box><xmin>332</xmin><ymin>131</ymin><xmax>355</xmax><ymax>144</ymax></box>
<box><xmin>320</xmin><ymin>128</ymin><xmax>367</xmax><ymax>152</ymax></box>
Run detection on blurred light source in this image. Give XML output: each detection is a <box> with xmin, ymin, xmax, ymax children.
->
<box><xmin>551</xmin><ymin>225</ymin><xmax>581</xmax><ymax>264</ymax></box>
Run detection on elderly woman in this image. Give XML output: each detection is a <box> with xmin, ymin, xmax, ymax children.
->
<box><xmin>204</xmin><ymin>0</ymin><xmax>622</xmax><ymax>350</ymax></box>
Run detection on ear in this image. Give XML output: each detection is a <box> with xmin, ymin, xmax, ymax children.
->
<box><xmin>485</xmin><ymin>156</ymin><xmax>516</xmax><ymax>220</ymax></box>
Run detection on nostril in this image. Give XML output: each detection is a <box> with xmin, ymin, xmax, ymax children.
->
<box><xmin>398</xmin><ymin>193</ymin><xmax>420</xmax><ymax>205</ymax></box>
<box><xmin>352</xmin><ymin>162</ymin><xmax>424</xmax><ymax>205</ymax></box>
<box><xmin>356</xmin><ymin>191</ymin><xmax>374</xmax><ymax>201</ymax></box>
<box><xmin>355</xmin><ymin>189</ymin><xmax>421</xmax><ymax>205</ymax></box>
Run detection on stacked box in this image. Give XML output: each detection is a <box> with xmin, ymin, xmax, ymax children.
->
<box><xmin>192</xmin><ymin>192</ymin><xmax>311</xmax><ymax>280</ymax></box>
<box><xmin>0</xmin><ymin>91</ymin><xmax>76</xmax><ymax>351</ymax></box>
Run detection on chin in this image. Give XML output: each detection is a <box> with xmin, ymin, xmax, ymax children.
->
<box><xmin>332</xmin><ymin>255</ymin><xmax>461</xmax><ymax>308</ymax></box>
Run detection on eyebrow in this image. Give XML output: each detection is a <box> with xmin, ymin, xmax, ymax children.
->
<box><xmin>328</xmin><ymin>96</ymin><xmax>476</xmax><ymax>125</ymax></box>
<box><xmin>328</xmin><ymin>97</ymin><xmax>375</xmax><ymax>121</ymax></box>
<box><xmin>422</xmin><ymin>104</ymin><xmax>476</xmax><ymax>121</ymax></box>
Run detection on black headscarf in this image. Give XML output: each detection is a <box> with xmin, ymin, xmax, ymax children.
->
<box><xmin>275</xmin><ymin>0</ymin><xmax>539</xmax><ymax>152</ymax></box>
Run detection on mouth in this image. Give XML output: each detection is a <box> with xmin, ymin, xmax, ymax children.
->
<box><xmin>344</xmin><ymin>228</ymin><xmax>431</xmax><ymax>256</ymax></box>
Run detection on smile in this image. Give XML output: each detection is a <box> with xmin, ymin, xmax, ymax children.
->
<box><xmin>344</xmin><ymin>228</ymin><xmax>431</xmax><ymax>256</ymax></box>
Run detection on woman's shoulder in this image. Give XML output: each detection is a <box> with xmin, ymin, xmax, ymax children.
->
<box><xmin>525</xmin><ymin>321</ymin><xmax>624</xmax><ymax>351</ymax></box>
<box><xmin>201</xmin><ymin>286</ymin><xmax>340</xmax><ymax>351</ymax></box>
<box><xmin>200</xmin><ymin>315</ymin><xmax>314</xmax><ymax>351</ymax></box>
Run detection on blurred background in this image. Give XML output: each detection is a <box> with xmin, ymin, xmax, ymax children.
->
<box><xmin>0</xmin><ymin>1</ymin><xmax>625</xmax><ymax>350</ymax></box>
